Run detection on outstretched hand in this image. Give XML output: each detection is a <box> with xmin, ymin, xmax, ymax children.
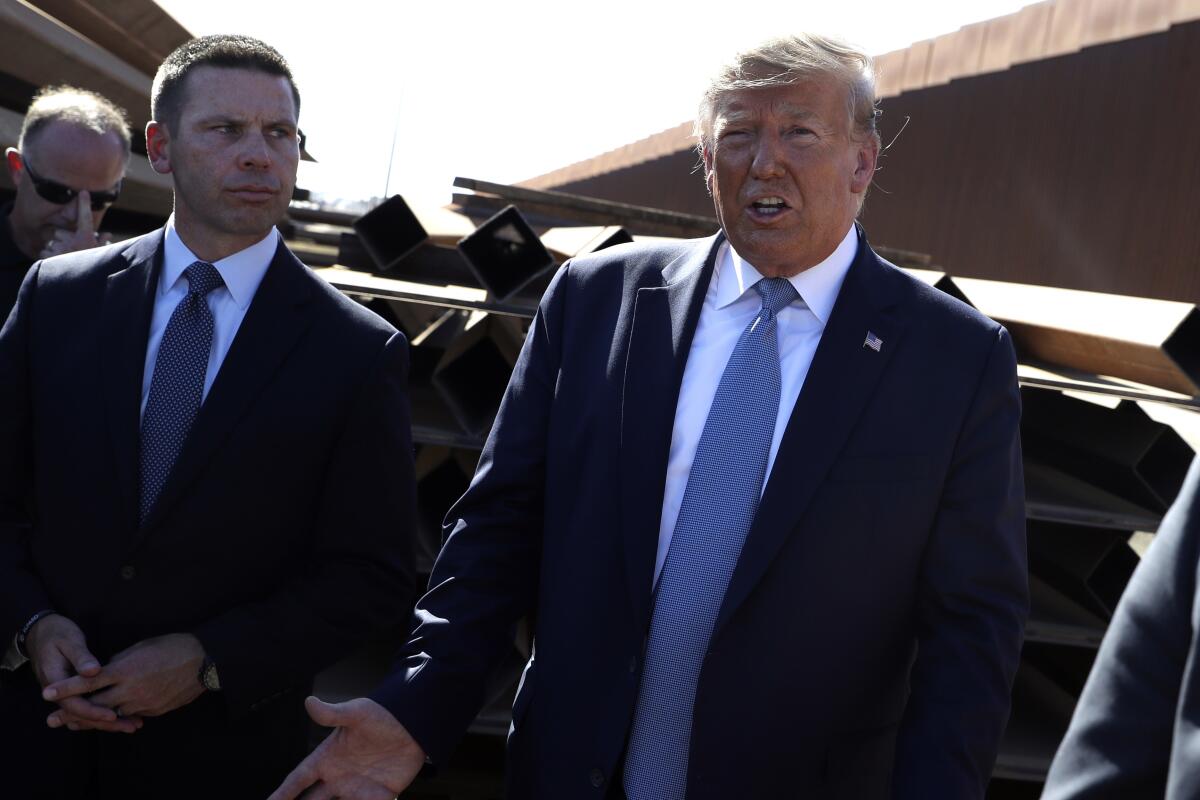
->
<box><xmin>268</xmin><ymin>696</ymin><xmax>426</xmax><ymax>800</ymax></box>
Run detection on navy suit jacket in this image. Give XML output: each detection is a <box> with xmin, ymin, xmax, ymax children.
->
<box><xmin>376</xmin><ymin>228</ymin><xmax>1027</xmax><ymax>799</ymax></box>
<box><xmin>1043</xmin><ymin>457</ymin><xmax>1200</xmax><ymax>799</ymax></box>
<box><xmin>0</xmin><ymin>229</ymin><xmax>416</xmax><ymax>797</ymax></box>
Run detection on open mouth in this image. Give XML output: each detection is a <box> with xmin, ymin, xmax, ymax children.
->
<box><xmin>748</xmin><ymin>196</ymin><xmax>790</xmax><ymax>220</ymax></box>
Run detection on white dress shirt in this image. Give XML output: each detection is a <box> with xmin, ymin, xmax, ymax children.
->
<box><xmin>140</xmin><ymin>216</ymin><xmax>278</xmax><ymax>417</ymax></box>
<box><xmin>652</xmin><ymin>225</ymin><xmax>858</xmax><ymax>583</ymax></box>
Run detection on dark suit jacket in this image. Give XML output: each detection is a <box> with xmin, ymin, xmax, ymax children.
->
<box><xmin>1042</xmin><ymin>457</ymin><xmax>1200</xmax><ymax>799</ymax></box>
<box><xmin>0</xmin><ymin>203</ymin><xmax>34</xmax><ymax>324</ymax></box>
<box><xmin>0</xmin><ymin>229</ymin><xmax>416</xmax><ymax>799</ymax></box>
<box><xmin>375</xmin><ymin>228</ymin><xmax>1027</xmax><ymax>799</ymax></box>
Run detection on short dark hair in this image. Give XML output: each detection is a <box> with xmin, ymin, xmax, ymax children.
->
<box><xmin>151</xmin><ymin>34</ymin><xmax>300</xmax><ymax>132</ymax></box>
<box><xmin>19</xmin><ymin>85</ymin><xmax>131</xmax><ymax>154</ymax></box>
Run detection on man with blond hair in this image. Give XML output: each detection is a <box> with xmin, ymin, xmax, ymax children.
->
<box><xmin>1</xmin><ymin>85</ymin><xmax>130</xmax><ymax>319</ymax></box>
<box><xmin>276</xmin><ymin>33</ymin><xmax>1027</xmax><ymax>800</ymax></box>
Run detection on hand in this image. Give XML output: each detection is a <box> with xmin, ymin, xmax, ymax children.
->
<box><xmin>42</xmin><ymin>633</ymin><xmax>205</xmax><ymax>725</ymax></box>
<box><xmin>25</xmin><ymin>614</ymin><xmax>141</xmax><ymax>733</ymax></box>
<box><xmin>38</xmin><ymin>192</ymin><xmax>110</xmax><ymax>258</ymax></box>
<box><xmin>268</xmin><ymin>696</ymin><xmax>426</xmax><ymax>800</ymax></box>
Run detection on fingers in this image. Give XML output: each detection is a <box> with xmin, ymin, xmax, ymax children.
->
<box><xmin>29</xmin><ymin>615</ymin><xmax>95</xmax><ymax>683</ymax></box>
<box><xmin>43</xmin><ymin>667</ymin><xmax>122</xmax><ymax>723</ymax></box>
<box><xmin>43</xmin><ymin>667</ymin><xmax>113</xmax><ymax>702</ymax></box>
<box><xmin>75</xmin><ymin>191</ymin><xmax>95</xmax><ymax>236</ymax></box>
<box><xmin>47</xmin><ymin>707</ymin><xmax>142</xmax><ymax>734</ymax></box>
<box><xmin>55</xmin><ymin>694</ymin><xmax>120</xmax><ymax>723</ymax></box>
<box><xmin>86</xmin><ymin>685</ymin><xmax>131</xmax><ymax>711</ymax></box>
<box><xmin>40</xmin><ymin>229</ymin><xmax>83</xmax><ymax>259</ymax></box>
<box><xmin>305</xmin><ymin>695</ymin><xmax>355</xmax><ymax>728</ymax></box>
<box><xmin>267</xmin><ymin>754</ymin><xmax>322</xmax><ymax>800</ymax></box>
<box><xmin>38</xmin><ymin>221</ymin><xmax>105</xmax><ymax>259</ymax></box>
<box><xmin>62</xmin><ymin>638</ymin><xmax>102</xmax><ymax>676</ymax></box>
<box><xmin>37</xmin><ymin>652</ymin><xmax>73</xmax><ymax>686</ymax></box>
<box><xmin>49</xmin><ymin>708</ymin><xmax>142</xmax><ymax>733</ymax></box>
<box><xmin>297</xmin><ymin>781</ymin><xmax>335</xmax><ymax>800</ymax></box>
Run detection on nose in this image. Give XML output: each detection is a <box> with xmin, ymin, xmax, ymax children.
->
<box><xmin>239</xmin><ymin>131</ymin><xmax>272</xmax><ymax>170</ymax></box>
<box><xmin>750</xmin><ymin>132</ymin><xmax>785</xmax><ymax>179</ymax></box>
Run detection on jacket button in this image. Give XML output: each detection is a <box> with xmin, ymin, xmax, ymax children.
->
<box><xmin>628</xmin><ymin>655</ymin><xmax>637</xmax><ymax>673</ymax></box>
<box><xmin>589</xmin><ymin>768</ymin><xmax>605</xmax><ymax>788</ymax></box>
<box><xmin>119</xmin><ymin>565</ymin><xmax>136</xmax><ymax>580</ymax></box>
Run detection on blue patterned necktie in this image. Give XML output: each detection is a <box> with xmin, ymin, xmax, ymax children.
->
<box><xmin>138</xmin><ymin>261</ymin><xmax>224</xmax><ymax>522</ymax></box>
<box><xmin>624</xmin><ymin>276</ymin><xmax>799</xmax><ymax>800</ymax></box>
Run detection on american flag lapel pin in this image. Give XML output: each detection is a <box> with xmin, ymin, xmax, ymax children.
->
<box><xmin>863</xmin><ymin>331</ymin><xmax>883</xmax><ymax>352</ymax></box>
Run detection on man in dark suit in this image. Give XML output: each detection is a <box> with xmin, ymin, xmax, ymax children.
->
<box><xmin>1042</xmin><ymin>457</ymin><xmax>1200</xmax><ymax>798</ymax></box>
<box><xmin>0</xmin><ymin>35</ymin><xmax>415</xmax><ymax>798</ymax></box>
<box><xmin>274</xmin><ymin>33</ymin><xmax>1026</xmax><ymax>800</ymax></box>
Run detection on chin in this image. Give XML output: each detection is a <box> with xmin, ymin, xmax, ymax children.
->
<box><xmin>223</xmin><ymin>209</ymin><xmax>283</xmax><ymax>236</ymax></box>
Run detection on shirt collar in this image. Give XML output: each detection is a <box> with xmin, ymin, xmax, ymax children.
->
<box><xmin>161</xmin><ymin>214</ymin><xmax>278</xmax><ymax>309</ymax></box>
<box><xmin>716</xmin><ymin>225</ymin><xmax>858</xmax><ymax>326</ymax></box>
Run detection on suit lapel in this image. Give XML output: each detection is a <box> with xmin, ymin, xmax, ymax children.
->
<box><xmin>713</xmin><ymin>231</ymin><xmax>908</xmax><ymax>637</ymax></box>
<box><xmin>620</xmin><ymin>236</ymin><xmax>721</xmax><ymax>635</ymax></box>
<box><xmin>135</xmin><ymin>240</ymin><xmax>315</xmax><ymax>538</ymax></box>
<box><xmin>100</xmin><ymin>231</ymin><xmax>164</xmax><ymax>533</ymax></box>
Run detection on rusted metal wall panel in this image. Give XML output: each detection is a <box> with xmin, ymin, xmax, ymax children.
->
<box><xmin>543</xmin><ymin>20</ymin><xmax>1200</xmax><ymax>304</ymax></box>
<box><xmin>862</xmin><ymin>20</ymin><xmax>1200</xmax><ymax>302</ymax></box>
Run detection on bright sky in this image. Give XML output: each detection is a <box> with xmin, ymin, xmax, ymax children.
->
<box><xmin>156</xmin><ymin>0</ymin><xmax>1035</xmax><ymax>208</ymax></box>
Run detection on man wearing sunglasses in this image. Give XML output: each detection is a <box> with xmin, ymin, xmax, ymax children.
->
<box><xmin>1</xmin><ymin>85</ymin><xmax>130</xmax><ymax>320</ymax></box>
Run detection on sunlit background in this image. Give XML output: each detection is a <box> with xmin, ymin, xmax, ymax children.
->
<box><xmin>157</xmin><ymin>0</ymin><xmax>1036</xmax><ymax>207</ymax></box>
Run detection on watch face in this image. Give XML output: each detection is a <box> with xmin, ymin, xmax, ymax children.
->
<box><xmin>203</xmin><ymin>661</ymin><xmax>221</xmax><ymax>691</ymax></box>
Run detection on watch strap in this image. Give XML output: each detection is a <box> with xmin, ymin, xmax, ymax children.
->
<box><xmin>15</xmin><ymin>610</ymin><xmax>56</xmax><ymax>659</ymax></box>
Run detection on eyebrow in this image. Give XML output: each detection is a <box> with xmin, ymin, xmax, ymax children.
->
<box><xmin>720</xmin><ymin>103</ymin><xmax>820</xmax><ymax>122</ymax></box>
<box><xmin>193</xmin><ymin>115</ymin><xmax>296</xmax><ymax>130</ymax></box>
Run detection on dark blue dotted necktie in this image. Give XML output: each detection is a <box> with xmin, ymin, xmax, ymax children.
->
<box><xmin>624</xmin><ymin>277</ymin><xmax>798</xmax><ymax>800</ymax></box>
<box><xmin>138</xmin><ymin>261</ymin><xmax>224</xmax><ymax>523</ymax></box>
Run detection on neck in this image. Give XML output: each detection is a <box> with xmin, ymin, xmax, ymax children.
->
<box><xmin>173</xmin><ymin>218</ymin><xmax>270</xmax><ymax>263</ymax></box>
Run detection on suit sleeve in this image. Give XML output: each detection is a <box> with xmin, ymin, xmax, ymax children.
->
<box><xmin>1040</xmin><ymin>458</ymin><xmax>1200</xmax><ymax>799</ymax></box>
<box><xmin>890</xmin><ymin>326</ymin><xmax>1028</xmax><ymax>799</ymax></box>
<box><xmin>0</xmin><ymin>265</ymin><xmax>53</xmax><ymax>647</ymax></box>
<box><xmin>369</xmin><ymin>264</ymin><xmax>569</xmax><ymax>765</ymax></box>
<box><xmin>190</xmin><ymin>329</ymin><xmax>417</xmax><ymax>717</ymax></box>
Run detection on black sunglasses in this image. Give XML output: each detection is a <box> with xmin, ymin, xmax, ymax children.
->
<box><xmin>22</xmin><ymin>157</ymin><xmax>122</xmax><ymax>211</ymax></box>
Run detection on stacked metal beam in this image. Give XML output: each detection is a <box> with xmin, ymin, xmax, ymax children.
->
<box><xmin>290</xmin><ymin>181</ymin><xmax>1200</xmax><ymax>799</ymax></box>
<box><xmin>915</xmin><ymin>273</ymin><xmax>1198</xmax><ymax>799</ymax></box>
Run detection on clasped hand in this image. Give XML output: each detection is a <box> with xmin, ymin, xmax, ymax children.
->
<box><xmin>28</xmin><ymin>615</ymin><xmax>206</xmax><ymax>734</ymax></box>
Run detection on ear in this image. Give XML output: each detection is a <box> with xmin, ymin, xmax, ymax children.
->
<box><xmin>850</xmin><ymin>136</ymin><xmax>880</xmax><ymax>195</ymax></box>
<box><xmin>5</xmin><ymin>148</ymin><xmax>23</xmax><ymax>184</ymax></box>
<box><xmin>145</xmin><ymin>121</ymin><xmax>172</xmax><ymax>174</ymax></box>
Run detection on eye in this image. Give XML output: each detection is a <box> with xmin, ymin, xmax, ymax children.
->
<box><xmin>787</xmin><ymin>126</ymin><xmax>815</xmax><ymax>137</ymax></box>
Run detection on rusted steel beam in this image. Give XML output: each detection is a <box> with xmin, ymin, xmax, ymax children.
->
<box><xmin>953</xmin><ymin>276</ymin><xmax>1200</xmax><ymax>397</ymax></box>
